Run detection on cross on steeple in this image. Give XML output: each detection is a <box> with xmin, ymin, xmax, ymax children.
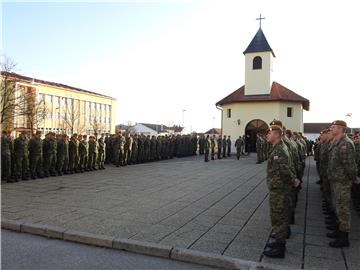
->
<box><xmin>256</xmin><ymin>13</ymin><xmax>265</xmax><ymax>28</ymax></box>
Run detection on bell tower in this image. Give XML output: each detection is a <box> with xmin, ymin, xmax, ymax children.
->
<box><xmin>244</xmin><ymin>16</ymin><xmax>275</xmax><ymax>96</ymax></box>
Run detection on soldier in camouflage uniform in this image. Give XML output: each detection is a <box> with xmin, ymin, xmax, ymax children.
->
<box><xmin>217</xmin><ymin>135</ymin><xmax>222</xmax><ymax>159</ymax></box>
<box><xmin>226</xmin><ymin>136</ymin><xmax>231</xmax><ymax>157</ymax></box>
<box><xmin>352</xmin><ymin>133</ymin><xmax>360</xmax><ymax>211</ymax></box>
<box><xmin>62</xmin><ymin>134</ymin><xmax>70</xmax><ymax>174</ymax></box>
<box><xmin>56</xmin><ymin>134</ymin><xmax>66</xmax><ymax>176</ymax></box>
<box><xmin>317</xmin><ymin>129</ymin><xmax>335</xmax><ymax>222</ymax></box>
<box><xmin>104</xmin><ymin>133</ymin><xmax>111</xmax><ymax>164</ymax></box>
<box><xmin>204</xmin><ymin>135</ymin><xmax>210</xmax><ymax>162</ymax></box>
<box><xmin>1</xmin><ymin>131</ymin><xmax>12</xmax><ymax>182</ymax></box>
<box><xmin>131</xmin><ymin>134</ymin><xmax>138</xmax><ymax>164</ymax></box>
<box><xmin>210</xmin><ymin>135</ymin><xmax>216</xmax><ymax>160</ymax></box>
<box><xmin>13</xmin><ymin>131</ymin><xmax>29</xmax><ymax>181</ymax></box>
<box><xmin>124</xmin><ymin>133</ymin><xmax>133</xmax><ymax>165</ymax></box>
<box><xmin>150</xmin><ymin>135</ymin><xmax>156</xmax><ymax>161</ymax></box>
<box><xmin>256</xmin><ymin>133</ymin><xmax>263</xmax><ymax>164</ymax></box>
<box><xmin>235</xmin><ymin>136</ymin><xmax>242</xmax><ymax>160</ymax></box>
<box><xmin>263</xmin><ymin>125</ymin><xmax>299</xmax><ymax>258</ymax></box>
<box><xmin>117</xmin><ymin>132</ymin><xmax>126</xmax><ymax>166</ymax></box>
<box><xmin>49</xmin><ymin>133</ymin><xmax>57</xmax><ymax>176</ymax></box>
<box><xmin>88</xmin><ymin>135</ymin><xmax>98</xmax><ymax>170</ymax></box>
<box><xmin>68</xmin><ymin>134</ymin><xmax>78</xmax><ymax>174</ymax></box>
<box><xmin>326</xmin><ymin>120</ymin><xmax>358</xmax><ymax>248</ymax></box>
<box><xmin>199</xmin><ymin>135</ymin><xmax>205</xmax><ymax>155</ymax></box>
<box><xmin>98</xmin><ymin>134</ymin><xmax>106</xmax><ymax>169</ymax></box>
<box><xmin>42</xmin><ymin>133</ymin><xmax>51</xmax><ymax>177</ymax></box>
<box><xmin>222</xmin><ymin>135</ymin><xmax>227</xmax><ymax>158</ymax></box>
<box><xmin>28</xmin><ymin>130</ymin><xmax>43</xmax><ymax>179</ymax></box>
<box><xmin>78</xmin><ymin>135</ymin><xmax>88</xmax><ymax>172</ymax></box>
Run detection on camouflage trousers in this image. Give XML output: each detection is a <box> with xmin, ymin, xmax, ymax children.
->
<box><xmin>330</xmin><ymin>181</ymin><xmax>351</xmax><ymax>232</ymax></box>
<box><xmin>14</xmin><ymin>154</ymin><xmax>29</xmax><ymax>179</ymax></box>
<box><xmin>98</xmin><ymin>151</ymin><xmax>105</xmax><ymax>168</ymax></box>
<box><xmin>56</xmin><ymin>156</ymin><xmax>65</xmax><ymax>173</ymax></box>
<box><xmin>322</xmin><ymin>174</ymin><xmax>332</xmax><ymax>209</ymax></box>
<box><xmin>1</xmin><ymin>154</ymin><xmax>11</xmax><ymax>180</ymax></box>
<box><xmin>269</xmin><ymin>189</ymin><xmax>288</xmax><ymax>244</ymax></box>
<box><xmin>211</xmin><ymin>148</ymin><xmax>215</xmax><ymax>160</ymax></box>
<box><xmin>29</xmin><ymin>154</ymin><xmax>43</xmax><ymax>177</ymax></box>
<box><xmin>88</xmin><ymin>152</ymin><xmax>98</xmax><ymax>169</ymax></box>
<box><xmin>43</xmin><ymin>154</ymin><xmax>55</xmax><ymax>176</ymax></box>
<box><xmin>79</xmin><ymin>154</ymin><xmax>88</xmax><ymax>171</ymax></box>
<box><xmin>236</xmin><ymin>148</ymin><xmax>241</xmax><ymax>159</ymax></box>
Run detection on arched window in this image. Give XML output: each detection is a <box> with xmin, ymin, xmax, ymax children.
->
<box><xmin>253</xmin><ymin>56</ymin><xmax>262</xmax><ymax>70</ymax></box>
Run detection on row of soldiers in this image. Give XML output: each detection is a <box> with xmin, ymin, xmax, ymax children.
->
<box><xmin>263</xmin><ymin>120</ymin><xmax>308</xmax><ymax>259</ymax></box>
<box><xmin>256</xmin><ymin>131</ymin><xmax>311</xmax><ymax>165</ymax></box>
<box><xmin>104</xmin><ymin>132</ymin><xmax>198</xmax><ymax>166</ymax></box>
<box><xmin>1</xmin><ymin>130</ymin><xmax>202</xmax><ymax>182</ymax></box>
<box><xmin>1</xmin><ymin>130</ymin><xmax>106</xmax><ymax>182</ymax></box>
<box><xmin>314</xmin><ymin>122</ymin><xmax>360</xmax><ymax>249</ymax></box>
<box><xmin>203</xmin><ymin>135</ymin><xmax>237</xmax><ymax>162</ymax></box>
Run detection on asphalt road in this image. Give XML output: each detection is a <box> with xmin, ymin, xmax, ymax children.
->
<box><xmin>1</xmin><ymin>230</ymin><xmax>218</xmax><ymax>270</ymax></box>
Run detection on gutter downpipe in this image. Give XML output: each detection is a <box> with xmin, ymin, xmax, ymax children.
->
<box><xmin>216</xmin><ymin>104</ymin><xmax>223</xmax><ymax>136</ymax></box>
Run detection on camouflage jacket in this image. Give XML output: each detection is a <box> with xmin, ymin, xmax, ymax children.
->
<box><xmin>327</xmin><ymin>134</ymin><xmax>357</xmax><ymax>183</ymax></box>
<box><xmin>235</xmin><ymin>138</ymin><xmax>242</xmax><ymax>149</ymax></box>
<box><xmin>319</xmin><ymin>142</ymin><xmax>330</xmax><ymax>177</ymax></box>
<box><xmin>14</xmin><ymin>137</ymin><xmax>29</xmax><ymax>157</ymax></box>
<box><xmin>28</xmin><ymin>137</ymin><xmax>43</xmax><ymax>156</ymax></box>
<box><xmin>355</xmin><ymin>143</ymin><xmax>360</xmax><ymax>177</ymax></box>
<box><xmin>267</xmin><ymin>140</ymin><xmax>293</xmax><ymax>190</ymax></box>
<box><xmin>68</xmin><ymin>139</ymin><xmax>78</xmax><ymax>157</ymax></box>
<box><xmin>1</xmin><ymin>136</ymin><xmax>12</xmax><ymax>156</ymax></box>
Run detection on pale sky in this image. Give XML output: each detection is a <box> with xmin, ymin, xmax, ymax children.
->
<box><xmin>2</xmin><ymin>0</ymin><xmax>360</xmax><ymax>132</ymax></box>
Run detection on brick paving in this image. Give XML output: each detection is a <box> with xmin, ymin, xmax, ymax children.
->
<box><xmin>1</xmin><ymin>155</ymin><xmax>359</xmax><ymax>270</ymax></box>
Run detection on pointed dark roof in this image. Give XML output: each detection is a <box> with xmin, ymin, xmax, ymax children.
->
<box><xmin>243</xmin><ymin>28</ymin><xmax>275</xmax><ymax>57</ymax></box>
<box><xmin>216</xmin><ymin>81</ymin><xmax>309</xmax><ymax>111</ymax></box>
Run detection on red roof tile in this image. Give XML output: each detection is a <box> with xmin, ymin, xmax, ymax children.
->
<box><xmin>216</xmin><ymin>81</ymin><xmax>309</xmax><ymax>111</ymax></box>
<box><xmin>1</xmin><ymin>71</ymin><xmax>115</xmax><ymax>100</ymax></box>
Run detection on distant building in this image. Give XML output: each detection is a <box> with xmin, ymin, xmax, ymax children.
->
<box><xmin>304</xmin><ymin>122</ymin><xmax>360</xmax><ymax>141</ymax></box>
<box><xmin>216</xmin><ymin>26</ymin><xmax>309</xmax><ymax>152</ymax></box>
<box><xmin>204</xmin><ymin>128</ymin><xmax>222</xmax><ymax>135</ymax></box>
<box><xmin>115</xmin><ymin>122</ymin><xmax>184</xmax><ymax>136</ymax></box>
<box><xmin>1</xmin><ymin>72</ymin><xmax>116</xmax><ymax>136</ymax></box>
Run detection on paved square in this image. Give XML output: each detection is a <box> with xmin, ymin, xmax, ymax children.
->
<box><xmin>2</xmin><ymin>155</ymin><xmax>359</xmax><ymax>269</ymax></box>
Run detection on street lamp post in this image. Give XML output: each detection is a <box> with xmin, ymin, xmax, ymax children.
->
<box><xmin>182</xmin><ymin>109</ymin><xmax>186</xmax><ymax>128</ymax></box>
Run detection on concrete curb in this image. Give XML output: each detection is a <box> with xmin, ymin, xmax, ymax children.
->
<box><xmin>1</xmin><ymin>219</ymin><xmax>299</xmax><ymax>270</ymax></box>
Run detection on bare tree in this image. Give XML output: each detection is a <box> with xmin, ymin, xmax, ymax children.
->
<box><xmin>90</xmin><ymin>116</ymin><xmax>106</xmax><ymax>135</ymax></box>
<box><xmin>0</xmin><ymin>57</ymin><xmax>22</xmax><ymax>130</ymax></box>
<box><xmin>60</xmin><ymin>100</ymin><xmax>85</xmax><ymax>134</ymax></box>
<box><xmin>15</xmin><ymin>88</ymin><xmax>49</xmax><ymax>133</ymax></box>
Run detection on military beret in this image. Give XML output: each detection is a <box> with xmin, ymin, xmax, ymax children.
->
<box><xmin>320</xmin><ymin>128</ymin><xmax>329</xmax><ymax>135</ymax></box>
<box><xmin>285</xmin><ymin>129</ymin><xmax>293</xmax><ymax>136</ymax></box>
<box><xmin>331</xmin><ymin>120</ymin><xmax>347</xmax><ymax>127</ymax></box>
<box><xmin>270</xmin><ymin>119</ymin><xmax>283</xmax><ymax>127</ymax></box>
<box><xmin>267</xmin><ymin>125</ymin><xmax>282</xmax><ymax>134</ymax></box>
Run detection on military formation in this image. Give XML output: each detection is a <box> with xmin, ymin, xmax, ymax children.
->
<box><xmin>1</xmin><ymin>131</ymin><xmax>107</xmax><ymax>182</ymax></box>
<box><xmin>201</xmin><ymin>134</ymin><xmax>245</xmax><ymax>162</ymax></box>
<box><xmin>1</xmin><ymin>130</ymin><xmax>202</xmax><ymax>183</ymax></box>
<box><xmin>104</xmin><ymin>132</ymin><xmax>198</xmax><ymax>166</ymax></box>
<box><xmin>314</xmin><ymin>121</ymin><xmax>360</xmax><ymax>250</ymax></box>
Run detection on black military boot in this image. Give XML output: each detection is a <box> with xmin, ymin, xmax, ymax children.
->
<box><xmin>263</xmin><ymin>242</ymin><xmax>286</xmax><ymax>258</ymax></box>
<box><xmin>329</xmin><ymin>231</ymin><xmax>349</xmax><ymax>248</ymax></box>
<box><xmin>326</xmin><ymin>224</ymin><xmax>337</xmax><ymax>231</ymax></box>
<box><xmin>326</xmin><ymin>229</ymin><xmax>339</xmax><ymax>239</ymax></box>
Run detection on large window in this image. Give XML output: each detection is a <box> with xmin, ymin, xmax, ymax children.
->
<box><xmin>253</xmin><ymin>56</ymin><xmax>262</xmax><ymax>70</ymax></box>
